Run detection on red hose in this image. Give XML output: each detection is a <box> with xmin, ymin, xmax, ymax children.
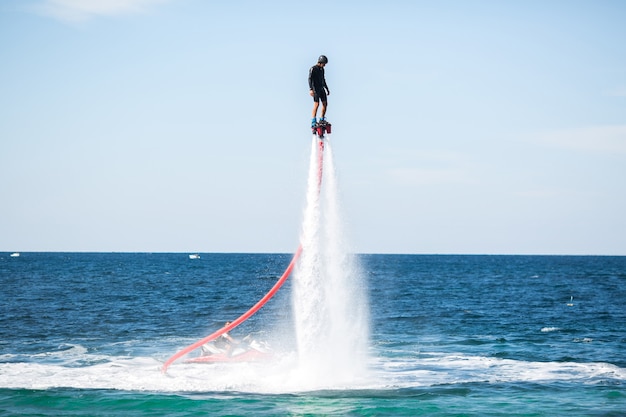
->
<box><xmin>162</xmin><ymin>137</ymin><xmax>325</xmax><ymax>373</ymax></box>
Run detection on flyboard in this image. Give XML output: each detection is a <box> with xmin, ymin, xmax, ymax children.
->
<box><xmin>161</xmin><ymin>122</ymin><xmax>330</xmax><ymax>373</ymax></box>
<box><xmin>312</xmin><ymin>119</ymin><xmax>332</xmax><ymax>139</ymax></box>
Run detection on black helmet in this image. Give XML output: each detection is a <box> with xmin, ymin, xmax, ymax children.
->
<box><xmin>318</xmin><ymin>55</ymin><xmax>328</xmax><ymax>64</ymax></box>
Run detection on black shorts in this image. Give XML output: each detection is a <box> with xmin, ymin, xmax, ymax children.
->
<box><xmin>313</xmin><ymin>90</ymin><xmax>327</xmax><ymax>103</ymax></box>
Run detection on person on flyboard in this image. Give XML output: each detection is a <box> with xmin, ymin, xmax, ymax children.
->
<box><xmin>309</xmin><ymin>55</ymin><xmax>330</xmax><ymax>129</ymax></box>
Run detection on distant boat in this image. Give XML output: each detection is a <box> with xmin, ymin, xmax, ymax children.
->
<box><xmin>567</xmin><ymin>296</ymin><xmax>574</xmax><ymax>307</ymax></box>
<box><xmin>10</xmin><ymin>252</ymin><xmax>20</xmax><ymax>257</ymax></box>
<box><xmin>189</xmin><ymin>254</ymin><xmax>200</xmax><ymax>260</ymax></box>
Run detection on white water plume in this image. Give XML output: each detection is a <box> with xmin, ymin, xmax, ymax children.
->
<box><xmin>291</xmin><ymin>136</ymin><xmax>370</xmax><ymax>387</ymax></box>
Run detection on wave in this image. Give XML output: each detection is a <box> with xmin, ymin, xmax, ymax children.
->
<box><xmin>1</xmin><ymin>350</ymin><xmax>624</xmax><ymax>393</ymax></box>
<box><xmin>540</xmin><ymin>327</ymin><xmax>561</xmax><ymax>332</ymax></box>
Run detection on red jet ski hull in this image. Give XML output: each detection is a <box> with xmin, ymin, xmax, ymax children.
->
<box><xmin>185</xmin><ymin>349</ymin><xmax>272</xmax><ymax>363</ymax></box>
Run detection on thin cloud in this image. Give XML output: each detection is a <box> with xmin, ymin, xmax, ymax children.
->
<box><xmin>536</xmin><ymin>125</ymin><xmax>626</xmax><ymax>154</ymax></box>
<box><xmin>36</xmin><ymin>0</ymin><xmax>171</xmax><ymax>22</ymax></box>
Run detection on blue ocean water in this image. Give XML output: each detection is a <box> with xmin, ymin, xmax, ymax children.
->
<box><xmin>1</xmin><ymin>252</ymin><xmax>625</xmax><ymax>416</ymax></box>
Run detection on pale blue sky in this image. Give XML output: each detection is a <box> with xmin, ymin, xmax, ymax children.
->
<box><xmin>1</xmin><ymin>0</ymin><xmax>625</xmax><ymax>255</ymax></box>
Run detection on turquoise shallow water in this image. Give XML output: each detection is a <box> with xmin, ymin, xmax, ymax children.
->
<box><xmin>1</xmin><ymin>253</ymin><xmax>625</xmax><ymax>416</ymax></box>
<box><xmin>1</xmin><ymin>385</ymin><xmax>624</xmax><ymax>416</ymax></box>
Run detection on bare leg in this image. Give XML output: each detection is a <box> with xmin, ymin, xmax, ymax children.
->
<box><xmin>312</xmin><ymin>101</ymin><xmax>320</xmax><ymax>118</ymax></box>
<box><xmin>320</xmin><ymin>100</ymin><xmax>327</xmax><ymax>118</ymax></box>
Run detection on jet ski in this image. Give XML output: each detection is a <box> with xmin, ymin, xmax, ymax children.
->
<box><xmin>185</xmin><ymin>335</ymin><xmax>272</xmax><ymax>363</ymax></box>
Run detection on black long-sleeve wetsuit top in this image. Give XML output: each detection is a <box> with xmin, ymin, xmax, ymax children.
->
<box><xmin>308</xmin><ymin>64</ymin><xmax>328</xmax><ymax>93</ymax></box>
